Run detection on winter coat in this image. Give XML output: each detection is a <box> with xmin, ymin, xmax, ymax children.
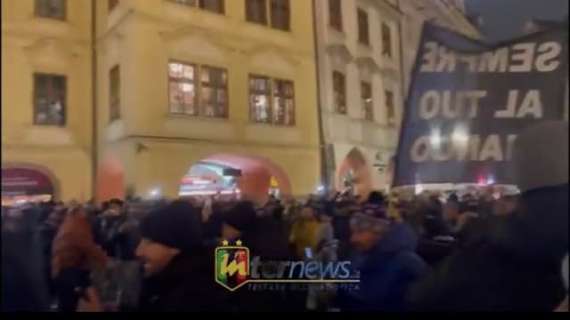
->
<box><xmin>409</xmin><ymin>185</ymin><xmax>568</xmax><ymax>311</ymax></box>
<box><xmin>138</xmin><ymin>251</ymin><xmax>226</xmax><ymax>312</ymax></box>
<box><xmin>337</xmin><ymin>222</ymin><xmax>428</xmax><ymax>312</ymax></box>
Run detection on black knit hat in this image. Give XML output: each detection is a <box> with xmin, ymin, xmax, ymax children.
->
<box><xmin>222</xmin><ymin>201</ymin><xmax>257</xmax><ymax>233</ymax></box>
<box><xmin>140</xmin><ymin>200</ymin><xmax>203</xmax><ymax>252</ymax></box>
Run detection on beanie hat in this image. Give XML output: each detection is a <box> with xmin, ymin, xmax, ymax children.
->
<box><xmin>222</xmin><ymin>201</ymin><xmax>257</xmax><ymax>233</ymax></box>
<box><xmin>513</xmin><ymin>121</ymin><xmax>569</xmax><ymax>193</ymax></box>
<box><xmin>140</xmin><ymin>201</ymin><xmax>203</xmax><ymax>252</ymax></box>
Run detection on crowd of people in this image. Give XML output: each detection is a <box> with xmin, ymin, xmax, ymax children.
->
<box><xmin>2</xmin><ymin>121</ymin><xmax>569</xmax><ymax>312</ymax></box>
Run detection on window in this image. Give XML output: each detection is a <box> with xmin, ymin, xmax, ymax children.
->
<box><xmin>250</xmin><ymin>75</ymin><xmax>295</xmax><ymax>126</ymax></box>
<box><xmin>270</xmin><ymin>0</ymin><xmax>290</xmax><ymax>31</ymax></box>
<box><xmin>333</xmin><ymin>71</ymin><xmax>347</xmax><ymax>115</ymax></box>
<box><xmin>109</xmin><ymin>66</ymin><xmax>121</xmax><ymax>122</ymax></box>
<box><xmin>200</xmin><ymin>66</ymin><xmax>228</xmax><ymax>118</ymax></box>
<box><xmin>329</xmin><ymin>0</ymin><xmax>343</xmax><ymax>32</ymax></box>
<box><xmin>34</xmin><ymin>73</ymin><xmax>66</xmax><ymax>126</ymax></box>
<box><xmin>357</xmin><ymin>9</ymin><xmax>370</xmax><ymax>46</ymax></box>
<box><xmin>246</xmin><ymin>0</ymin><xmax>268</xmax><ymax>25</ymax></box>
<box><xmin>385</xmin><ymin>90</ymin><xmax>395</xmax><ymax>125</ymax></box>
<box><xmin>35</xmin><ymin>0</ymin><xmax>66</xmax><ymax>20</ymax></box>
<box><xmin>169</xmin><ymin>0</ymin><xmax>225</xmax><ymax>14</ymax></box>
<box><xmin>168</xmin><ymin>62</ymin><xmax>228</xmax><ymax>118</ymax></box>
<box><xmin>246</xmin><ymin>0</ymin><xmax>290</xmax><ymax>31</ymax></box>
<box><xmin>109</xmin><ymin>0</ymin><xmax>119</xmax><ymax>11</ymax></box>
<box><xmin>250</xmin><ymin>76</ymin><xmax>271</xmax><ymax>123</ymax></box>
<box><xmin>169</xmin><ymin>62</ymin><xmax>198</xmax><ymax>116</ymax></box>
<box><xmin>362</xmin><ymin>82</ymin><xmax>373</xmax><ymax>121</ymax></box>
<box><xmin>273</xmin><ymin>79</ymin><xmax>295</xmax><ymax>125</ymax></box>
<box><xmin>382</xmin><ymin>23</ymin><xmax>393</xmax><ymax>58</ymax></box>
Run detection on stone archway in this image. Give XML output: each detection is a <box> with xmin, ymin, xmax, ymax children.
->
<box><xmin>1</xmin><ymin>163</ymin><xmax>60</xmax><ymax>204</ymax></box>
<box><xmin>337</xmin><ymin>148</ymin><xmax>373</xmax><ymax>200</ymax></box>
<box><xmin>181</xmin><ymin>153</ymin><xmax>292</xmax><ymax>204</ymax></box>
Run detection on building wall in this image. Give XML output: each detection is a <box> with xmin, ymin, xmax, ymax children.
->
<box><xmin>96</xmin><ymin>0</ymin><xmax>321</xmax><ymax>201</ymax></box>
<box><xmin>2</xmin><ymin>0</ymin><xmax>93</xmax><ymax>202</ymax></box>
<box><xmin>315</xmin><ymin>0</ymin><xmax>403</xmax><ymax>194</ymax></box>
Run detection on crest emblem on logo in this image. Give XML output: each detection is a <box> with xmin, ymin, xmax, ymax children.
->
<box><xmin>215</xmin><ymin>240</ymin><xmax>250</xmax><ymax>291</ymax></box>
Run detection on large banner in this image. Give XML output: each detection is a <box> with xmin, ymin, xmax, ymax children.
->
<box><xmin>393</xmin><ymin>23</ymin><xmax>568</xmax><ymax>187</ymax></box>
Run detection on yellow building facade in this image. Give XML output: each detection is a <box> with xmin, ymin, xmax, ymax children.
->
<box><xmin>101</xmin><ymin>0</ymin><xmax>321</xmax><ymax>203</ymax></box>
<box><xmin>2</xmin><ymin>0</ymin><xmax>94</xmax><ymax>203</ymax></box>
<box><xmin>2</xmin><ymin>0</ymin><xmax>321</xmax><ymax>204</ymax></box>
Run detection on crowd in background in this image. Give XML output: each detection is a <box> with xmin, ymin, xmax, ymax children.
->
<box><xmin>1</xmin><ymin>121</ymin><xmax>569</xmax><ymax>312</ymax></box>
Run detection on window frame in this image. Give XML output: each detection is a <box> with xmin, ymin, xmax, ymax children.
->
<box><xmin>109</xmin><ymin>65</ymin><xmax>121</xmax><ymax>122</ymax></box>
<box><xmin>199</xmin><ymin>64</ymin><xmax>229</xmax><ymax>119</ymax></box>
<box><xmin>33</xmin><ymin>73</ymin><xmax>67</xmax><ymax>127</ymax></box>
<box><xmin>272</xmin><ymin>78</ymin><xmax>295</xmax><ymax>126</ymax></box>
<box><xmin>249</xmin><ymin>74</ymin><xmax>295</xmax><ymax>127</ymax></box>
<box><xmin>357</xmin><ymin>8</ymin><xmax>370</xmax><ymax>46</ymax></box>
<box><xmin>245</xmin><ymin>0</ymin><xmax>291</xmax><ymax>32</ymax></box>
<box><xmin>385</xmin><ymin>89</ymin><xmax>396</xmax><ymax>126</ymax></box>
<box><xmin>329</xmin><ymin>0</ymin><xmax>343</xmax><ymax>32</ymax></box>
<box><xmin>35</xmin><ymin>0</ymin><xmax>67</xmax><ymax>21</ymax></box>
<box><xmin>270</xmin><ymin>0</ymin><xmax>291</xmax><ymax>31</ymax></box>
<box><xmin>168</xmin><ymin>60</ymin><xmax>199</xmax><ymax>117</ymax></box>
<box><xmin>381</xmin><ymin>22</ymin><xmax>393</xmax><ymax>58</ymax></box>
<box><xmin>361</xmin><ymin>81</ymin><xmax>374</xmax><ymax>122</ymax></box>
<box><xmin>249</xmin><ymin>74</ymin><xmax>273</xmax><ymax>124</ymax></box>
<box><xmin>332</xmin><ymin>71</ymin><xmax>347</xmax><ymax>115</ymax></box>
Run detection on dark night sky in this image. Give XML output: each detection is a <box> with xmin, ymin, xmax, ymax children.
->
<box><xmin>466</xmin><ymin>0</ymin><xmax>568</xmax><ymax>42</ymax></box>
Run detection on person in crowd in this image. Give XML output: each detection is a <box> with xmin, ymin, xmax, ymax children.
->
<box><xmin>289</xmin><ymin>203</ymin><xmax>323</xmax><ymax>260</ymax></box>
<box><xmin>2</xmin><ymin>205</ymin><xmax>51</xmax><ymax>311</ymax></box>
<box><xmin>135</xmin><ymin>201</ymin><xmax>224</xmax><ymax>312</ymax></box>
<box><xmin>409</xmin><ymin>121</ymin><xmax>569</xmax><ymax>311</ymax></box>
<box><xmin>336</xmin><ymin>205</ymin><xmax>428</xmax><ymax>311</ymax></box>
<box><xmin>51</xmin><ymin>207</ymin><xmax>108</xmax><ymax>312</ymax></box>
<box><xmin>94</xmin><ymin>199</ymin><xmax>137</xmax><ymax>260</ymax></box>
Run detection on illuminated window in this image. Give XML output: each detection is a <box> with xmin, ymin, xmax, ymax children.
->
<box><xmin>333</xmin><ymin>71</ymin><xmax>346</xmax><ymax>114</ymax></box>
<box><xmin>250</xmin><ymin>75</ymin><xmax>295</xmax><ymax>126</ymax></box>
<box><xmin>362</xmin><ymin>82</ymin><xmax>373</xmax><ymax>121</ymax></box>
<box><xmin>35</xmin><ymin>0</ymin><xmax>66</xmax><ymax>20</ymax></box>
<box><xmin>109</xmin><ymin>65</ymin><xmax>121</xmax><ymax>122</ymax></box>
<box><xmin>168</xmin><ymin>62</ymin><xmax>228</xmax><ymax>118</ymax></box>
<box><xmin>250</xmin><ymin>76</ymin><xmax>271</xmax><ymax>124</ymax></box>
<box><xmin>273</xmin><ymin>79</ymin><xmax>295</xmax><ymax>126</ymax></box>
<box><xmin>200</xmin><ymin>66</ymin><xmax>228</xmax><ymax>118</ymax></box>
<box><xmin>34</xmin><ymin>73</ymin><xmax>66</xmax><ymax>126</ymax></box>
<box><xmin>169</xmin><ymin>62</ymin><xmax>198</xmax><ymax>116</ymax></box>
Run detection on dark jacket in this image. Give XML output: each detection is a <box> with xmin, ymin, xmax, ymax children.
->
<box><xmin>338</xmin><ymin>222</ymin><xmax>428</xmax><ymax>312</ymax></box>
<box><xmin>94</xmin><ymin>214</ymin><xmax>138</xmax><ymax>260</ymax></box>
<box><xmin>409</xmin><ymin>185</ymin><xmax>568</xmax><ymax>311</ymax></box>
<box><xmin>138</xmin><ymin>252</ymin><xmax>226</xmax><ymax>312</ymax></box>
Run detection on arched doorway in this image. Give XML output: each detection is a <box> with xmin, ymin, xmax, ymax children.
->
<box><xmin>96</xmin><ymin>155</ymin><xmax>125</xmax><ymax>203</ymax></box>
<box><xmin>179</xmin><ymin>153</ymin><xmax>292</xmax><ymax>204</ymax></box>
<box><xmin>1</xmin><ymin>165</ymin><xmax>58</xmax><ymax>206</ymax></box>
<box><xmin>337</xmin><ymin>148</ymin><xmax>372</xmax><ymax>199</ymax></box>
